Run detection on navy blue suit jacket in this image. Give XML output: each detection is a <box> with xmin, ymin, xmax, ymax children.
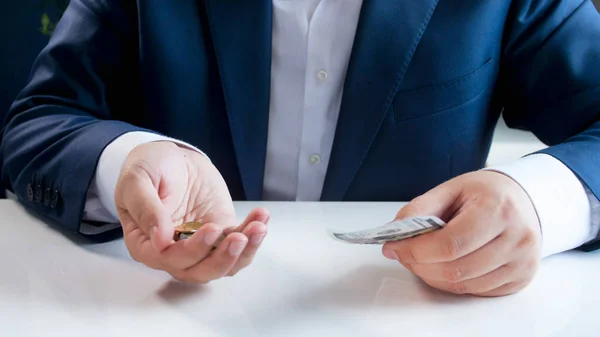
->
<box><xmin>2</xmin><ymin>0</ymin><xmax>600</xmax><ymax>244</ymax></box>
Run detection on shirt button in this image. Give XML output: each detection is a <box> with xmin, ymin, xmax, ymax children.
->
<box><xmin>309</xmin><ymin>154</ymin><xmax>321</xmax><ymax>165</ymax></box>
<box><xmin>317</xmin><ymin>70</ymin><xmax>328</xmax><ymax>81</ymax></box>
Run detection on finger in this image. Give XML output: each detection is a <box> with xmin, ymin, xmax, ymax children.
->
<box><xmin>117</xmin><ymin>209</ymin><xmax>140</xmax><ymax>237</ymax></box>
<box><xmin>422</xmin><ymin>264</ymin><xmax>514</xmax><ymax>295</ymax></box>
<box><xmin>228</xmin><ymin>221</ymin><xmax>268</xmax><ymax>276</ymax></box>
<box><xmin>477</xmin><ymin>281</ymin><xmax>528</xmax><ymax>297</ymax></box>
<box><xmin>160</xmin><ymin>223</ymin><xmax>225</xmax><ymax>270</ymax></box>
<box><xmin>122</xmin><ymin>221</ymin><xmax>164</xmax><ymax>270</ymax></box>
<box><xmin>399</xmin><ymin>260</ymin><xmax>415</xmax><ymax>274</ymax></box>
<box><xmin>226</xmin><ymin>207</ymin><xmax>270</xmax><ymax>235</ymax></box>
<box><xmin>409</xmin><ymin>233</ymin><xmax>512</xmax><ymax>282</ymax></box>
<box><xmin>117</xmin><ymin>169</ymin><xmax>173</xmax><ymax>251</ymax></box>
<box><xmin>385</xmin><ymin>203</ymin><xmax>504</xmax><ymax>264</ymax></box>
<box><xmin>394</xmin><ymin>181</ymin><xmax>461</xmax><ymax>221</ymax></box>
<box><xmin>174</xmin><ymin>233</ymin><xmax>248</xmax><ymax>284</ymax></box>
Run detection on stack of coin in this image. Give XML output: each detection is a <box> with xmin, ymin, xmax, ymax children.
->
<box><xmin>173</xmin><ymin>222</ymin><xmax>226</xmax><ymax>247</ymax></box>
<box><xmin>173</xmin><ymin>222</ymin><xmax>204</xmax><ymax>241</ymax></box>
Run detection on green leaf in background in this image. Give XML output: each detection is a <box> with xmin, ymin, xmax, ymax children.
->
<box><xmin>40</xmin><ymin>13</ymin><xmax>57</xmax><ymax>36</ymax></box>
<box><xmin>39</xmin><ymin>0</ymin><xmax>69</xmax><ymax>37</ymax></box>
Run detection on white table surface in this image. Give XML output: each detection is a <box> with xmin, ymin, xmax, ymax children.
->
<box><xmin>1</xmin><ymin>200</ymin><xmax>598</xmax><ymax>337</ymax></box>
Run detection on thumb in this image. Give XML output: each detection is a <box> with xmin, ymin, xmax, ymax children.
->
<box><xmin>395</xmin><ymin>182</ymin><xmax>458</xmax><ymax>221</ymax></box>
<box><xmin>117</xmin><ymin>170</ymin><xmax>174</xmax><ymax>252</ymax></box>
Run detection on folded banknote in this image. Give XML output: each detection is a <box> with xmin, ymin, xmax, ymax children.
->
<box><xmin>328</xmin><ymin>216</ymin><xmax>446</xmax><ymax>244</ymax></box>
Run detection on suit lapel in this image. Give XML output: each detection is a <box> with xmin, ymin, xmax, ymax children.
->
<box><xmin>204</xmin><ymin>0</ymin><xmax>272</xmax><ymax>200</ymax></box>
<box><xmin>321</xmin><ymin>0</ymin><xmax>440</xmax><ymax>201</ymax></box>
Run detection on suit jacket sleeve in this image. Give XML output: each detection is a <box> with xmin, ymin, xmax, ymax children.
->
<box><xmin>500</xmin><ymin>0</ymin><xmax>600</xmax><ymax>249</ymax></box>
<box><xmin>0</xmin><ymin>0</ymin><xmax>153</xmax><ymax>234</ymax></box>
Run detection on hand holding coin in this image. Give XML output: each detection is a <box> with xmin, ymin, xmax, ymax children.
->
<box><xmin>115</xmin><ymin>141</ymin><xmax>270</xmax><ymax>283</ymax></box>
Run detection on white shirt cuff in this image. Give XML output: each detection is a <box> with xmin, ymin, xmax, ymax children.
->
<box><xmin>485</xmin><ymin>154</ymin><xmax>597</xmax><ymax>258</ymax></box>
<box><xmin>82</xmin><ymin>131</ymin><xmax>207</xmax><ymax>227</ymax></box>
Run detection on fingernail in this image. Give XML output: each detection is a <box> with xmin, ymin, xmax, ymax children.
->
<box><xmin>228</xmin><ymin>240</ymin><xmax>246</xmax><ymax>257</ymax></box>
<box><xmin>259</xmin><ymin>214</ymin><xmax>270</xmax><ymax>224</ymax></box>
<box><xmin>250</xmin><ymin>233</ymin><xmax>266</xmax><ymax>246</ymax></box>
<box><xmin>383</xmin><ymin>249</ymin><xmax>398</xmax><ymax>260</ymax></box>
<box><xmin>204</xmin><ymin>231</ymin><xmax>221</xmax><ymax>245</ymax></box>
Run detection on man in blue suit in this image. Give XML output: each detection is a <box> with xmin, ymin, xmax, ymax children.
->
<box><xmin>2</xmin><ymin>0</ymin><xmax>600</xmax><ymax>296</ymax></box>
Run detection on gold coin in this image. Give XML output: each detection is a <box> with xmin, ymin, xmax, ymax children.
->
<box><xmin>173</xmin><ymin>222</ymin><xmax>226</xmax><ymax>247</ymax></box>
<box><xmin>175</xmin><ymin>222</ymin><xmax>204</xmax><ymax>233</ymax></box>
<box><xmin>173</xmin><ymin>222</ymin><xmax>203</xmax><ymax>241</ymax></box>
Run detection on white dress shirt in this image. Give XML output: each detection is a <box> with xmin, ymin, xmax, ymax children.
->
<box><xmin>83</xmin><ymin>0</ymin><xmax>599</xmax><ymax>258</ymax></box>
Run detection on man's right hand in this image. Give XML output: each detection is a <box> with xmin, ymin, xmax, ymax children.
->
<box><xmin>114</xmin><ymin>141</ymin><xmax>270</xmax><ymax>283</ymax></box>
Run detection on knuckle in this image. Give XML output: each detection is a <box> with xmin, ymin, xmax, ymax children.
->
<box><xmin>408</xmin><ymin>247</ymin><xmax>421</xmax><ymax>264</ymax></box>
<box><xmin>393</xmin><ymin>244</ymin><xmax>418</xmax><ymax>264</ymax></box>
<box><xmin>520</xmin><ymin>257</ymin><xmax>540</xmax><ymax>275</ymax></box>
<box><xmin>499</xmin><ymin>195</ymin><xmax>517</xmax><ymax>224</ymax></box>
<box><xmin>443</xmin><ymin>266</ymin><xmax>465</xmax><ymax>282</ymax></box>
<box><xmin>401</xmin><ymin>198</ymin><xmax>425</xmax><ymax>217</ymax></box>
<box><xmin>120</xmin><ymin>165</ymin><xmax>146</xmax><ymax>184</ymax></box>
<box><xmin>517</xmin><ymin>228</ymin><xmax>540</xmax><ymax>251</ymax></box>
<box><xmin>442</xmin><ymin>235</ymin><xmax>462</xmax><ymax>260</ymax></box>
<box><xmin>130</xmin><ymin>160</ymin><xmax>154</xmax><ymax>175</ymax></box>
<box><xmin>447</xmin><ymin>280</ymin><xmax>468</xmax><ymax>294</ymax></box>
<box><xmin>495</xmin><ymin>264</ymin><xmax>513</xmax><ymax>283</ymax></box>
<box><xmin>120</xmin><ymin>161</ymin><xmax>157</xmax><ymax>189</ymax></box>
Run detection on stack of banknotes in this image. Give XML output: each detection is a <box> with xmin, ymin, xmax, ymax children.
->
<box><xmin>328</xmin><ymin>216</ymin><xmax>446</xmax><ymax>244</ymax></box>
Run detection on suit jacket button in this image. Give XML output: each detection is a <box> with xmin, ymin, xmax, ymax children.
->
<box><xmin>50</xmin><ymin>190</ymin><xmax>60</xmax><ymax>209</ymax></box>
<box><xmin>43</xmin><ymin>188</ymin><xmax>51</xmax><ymax>206</ymax></box>
<box><xmin>26</xmin><ymin>184</ymin><xmax>34</xmax><ymax>201</ymax></box>
<box><xmin>35</xmin><ymin>185</ymin><xmax>43</xmax><ymax>203</ymax></box>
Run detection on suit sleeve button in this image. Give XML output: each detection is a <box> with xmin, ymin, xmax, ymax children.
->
<box><xmin>43</xmin><ymin>188</ymin><xmax>51</xmax><ymax>206</ymax></box>
<box><xmin>26</xmin><ymin>184</ymin><xmax>34</xmax><ymax>201</ymax></box>
<box><xmin>35</xmin><ymin>185</ymin><xmax>43</xmax><ymax>203</ymax></box>
<box><xmin>50</xmin><ymin>190</ymin><xmax>60</xmax><ymax>209</ymax></box>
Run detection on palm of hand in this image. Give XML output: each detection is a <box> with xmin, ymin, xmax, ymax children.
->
<box><xmin>115</xmin><ymin>142</ymin><xmax>269</xmax><ymax>282</ymax></box>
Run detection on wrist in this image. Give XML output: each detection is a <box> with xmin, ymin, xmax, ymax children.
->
<box><xmin>484</xmin><ymin>154</ymin><xmax>592</xmax><ymax>258</ymax></box>
<box><xmin>486</xmin><ymin>170</ymin><xmax>541</xmax><ymax>226</ymax></box>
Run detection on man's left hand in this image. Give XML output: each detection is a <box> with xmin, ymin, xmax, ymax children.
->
<box><xmin>383</xmin><ymin>171</ymin><xmax>542</xmax><ymax>297</ymax></box>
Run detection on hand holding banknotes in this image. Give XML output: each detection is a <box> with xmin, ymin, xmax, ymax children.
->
<box><xmin>382</xmin><ymin>171</ymin><xmax>541</xmax><ymax>297</ymax></box>
<box><xmin>114</xmin><ymin>141</ymin><xmax>270</xmax><ymax>283</ymax></box>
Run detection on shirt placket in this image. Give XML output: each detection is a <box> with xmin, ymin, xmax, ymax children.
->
<box><xmin>296</xmin><ymin>0</ymin><xmax>333</xmax><ymax>201</ymax></box>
